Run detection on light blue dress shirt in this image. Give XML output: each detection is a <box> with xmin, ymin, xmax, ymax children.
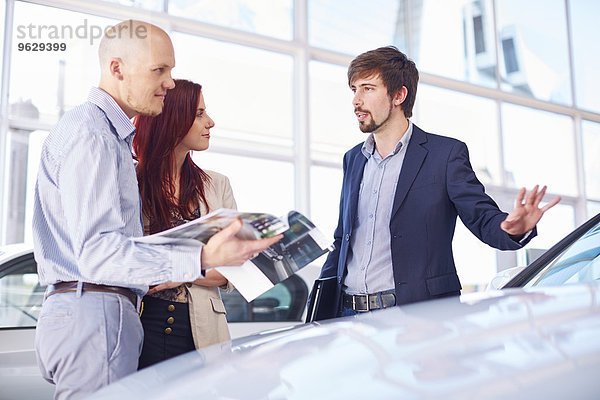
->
<box><xmin>32</xmin><ymin>87</ymin><xmax>203</xmax><ymax>296</ymax></box>
<box><xmin>344</xmin><ymin>122</ymin><xmax>414</xmax><ymax>295</ymax></box>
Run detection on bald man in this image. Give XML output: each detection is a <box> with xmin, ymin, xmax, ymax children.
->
<box><xmin>32</xmin><ymin>20</ymin><xmax>280</xmax><ymax>399</ymax></box>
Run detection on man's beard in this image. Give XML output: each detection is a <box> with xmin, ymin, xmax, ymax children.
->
<box><xmin>357</xmin><ymin>100</ymin><xmax>393</xmax><ymax>133</ymax></box>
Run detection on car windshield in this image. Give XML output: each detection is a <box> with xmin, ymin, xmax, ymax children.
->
<box><xmin>524</xmin><ymin>219</ymin><xmax>600</xmax><ymax>287</ymax></box>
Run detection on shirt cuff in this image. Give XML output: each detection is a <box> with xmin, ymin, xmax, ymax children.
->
<box><xmin>169</xmin><ymin>242</ymin><xmax>204</xmax><ymax>281</ymax></box>
<box><xmin>509</xmin><ymin>229</ymin><xmax>534</xmax><ymax>244</ymax></box>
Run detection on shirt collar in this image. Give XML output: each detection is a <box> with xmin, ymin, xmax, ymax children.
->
<box><xmin>87</xmin><ymin>87</ymin><xmax>136</xmax><ymax>141</ymax></box>
<box><xmin>361</xmin><ymin>120</ymin><xmax>414</xmax><ymax>159</ymax></box>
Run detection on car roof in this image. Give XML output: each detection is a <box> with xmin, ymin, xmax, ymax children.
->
<box><xmin>0</xmin><ymin>243</ymin><xmax>33</xmax><ymax>264</ymax></box>
<box><xmin>90</xmin><ymin>282</ymin><xmax>600</xmax><ymax>400</ymax></box>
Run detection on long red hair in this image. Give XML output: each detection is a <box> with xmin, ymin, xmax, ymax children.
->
<box><xmin>133</xmin><ymin>79</ymin><xmax>211</xmax><ymax>234</ymax></box>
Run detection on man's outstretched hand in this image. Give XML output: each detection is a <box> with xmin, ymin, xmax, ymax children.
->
<box><xmin>501</xmin><ymin>185</ymin><xmax>561</xmax><ymax>235</ymax></box>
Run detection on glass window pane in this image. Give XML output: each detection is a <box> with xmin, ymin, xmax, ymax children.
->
<box><xmin>24</xmin><ymin>130</ymin><xmax>48</xmax><ymax>245</ymax></box>
<box><xmin>496</xmin><ymin>0</ymin><xmax>571</xmax><ymax>104</ymax></box>
<box><xmin>413</xmin><ymin>85</ymin><xmax>500</xmax><ymax>184</ymax></box>
<box><xmin>523</xmin><ymin>217</ymin><xmax>600</xmax><ymax>288</ymax></box>
<box><xmin>172</xmin><ymin>33</ymin><xmax>293</xmax><ymax>154</ymax></box>
<box><xmin>582</xmin><ymin>120</ymin><xmax>600</xmax><ymax>200</ymax></box>
<box><xmin>169</xmin><ymin>0</ymin><xmax>292</xmax><ymax>41</ymax></box>
<box><xmin>192</xmin><ymin>152</ymin><xmax>294</xmax><ymax>218</ymax></box>
<box><xmin>529</xmin><ymin>203</ymin><xmax>575</xmax><ymax>250</ymax></box>
<box><xmin>588</xmin><ymin>202</ymin><xmax>600</xmax><ymax>219</ymax></box>
<box><xmin>104</xmin><ymin>0</ymin><xmax>163</xmax><ymax>11</ymax></box>
<box><xmin>415</xmin><ymin>0</ymin><xmax>496</xmax><ymax>87</ymax></box>
<box><xmin>0</xmin><ymin>0</ymin><xmax>5</xmax><ymax>87</ymax></box>
<box><xmin>569</xmin><ymin>0</ymin><xmax>600</xmax><ymax>113</ymax></box>
<box><xmin>310</xmin><ymin>166</ymin><xmax>343</xmax><ymax>241</ymax></box>
<box><xmin>222</xmin><ymin>275</ymin><xmax>307</xmax><ymax>322</ymax></box>
<box><xmin>501</xmin><ymin>103</ymin><xmax>576</xmax><ymax>196</ymax></box>
<box><xmin>3</xmin><ymin>129</ymin><xmax>47</xmax><ymax>245</ymax></box>
<box><xmin>0</xmin><ymin>265</ymin><xmax>44</xmax><ymax>328</ymax></box>
<box><xmin>453</xmin><ymin>220</ymin><xmax>497</xmax><ymax>291</ymax></box>
<box><xmin>309</xmin><ymin>62</ymin><xmax>359</xmax><ymax>163</ymax></box>
<box><xmin>10</xmin><ymin>2</ymin><xmax>118</xmax><ymax>124</ymax></box>
<box><xmin>309</xmin><ymin>0</ymin><xmax>408</xmax><ymax>56</ymax></box>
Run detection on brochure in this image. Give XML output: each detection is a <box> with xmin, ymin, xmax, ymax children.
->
<box><xmin>134</xmin><ymin>208</ymin><xmax>333</xmax><ymax>302</ymax></box>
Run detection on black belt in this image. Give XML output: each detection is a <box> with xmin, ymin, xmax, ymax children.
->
<box><xmin>47</xmin><ymin>281</ymin><xmax>137</xmax><ymax>307</ymax></box>
<box><xmin>342</xmin><ymin>290</ymin><xmax>396</xmax><ymax>312</ymax></box>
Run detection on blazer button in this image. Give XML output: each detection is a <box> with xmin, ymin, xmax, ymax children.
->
<box><xmin>167</xmin><ymin>304</ymin><xmax>175</xmax><ymax>312</ymax></box>
<box><xmin>167</xmin><ymin>317</ymin><xmax>175</xmax><ymax>325</ymax></box>
<box><xmin>345</xmin><ymin>234</ymin><xmax>350</xmax><ymax>241</ymax></box>
<box><xmin>164</xmin><ymin>327</ymin><xmax>172</xmax><ymax>335</ymax></box>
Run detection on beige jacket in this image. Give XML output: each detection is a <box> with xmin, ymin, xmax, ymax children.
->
<box><xmin>186</xmin><ymin>169</ymin><xmax>237</xmax><ymax>349</ymax></box>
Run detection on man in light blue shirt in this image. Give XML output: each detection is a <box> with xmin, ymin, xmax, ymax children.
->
<box><xmin>33</xmin><ymin>20</ymin><xmax>280</xmax><ymax>399</ymax></box>
<box><xmin>319</xmin><ymin>46</ymin><xmax>560</xmax><ymax>319</ymax></box>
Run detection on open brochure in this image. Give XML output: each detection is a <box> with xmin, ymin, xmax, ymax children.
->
<box><xmin>134</xmin><ymin>208</ymin><xmax>334</xmax><ymax>302</ymax></box>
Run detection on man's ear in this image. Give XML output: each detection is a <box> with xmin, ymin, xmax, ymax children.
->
<box><xmin>109</xmin><ymin>58</ymin><xmax>124</xmax><ymax>81</ymax></box>
<box><xmin>393</xmin><ymin>86</ymin><xmax>408</xmax><ymax>106</ymax></box>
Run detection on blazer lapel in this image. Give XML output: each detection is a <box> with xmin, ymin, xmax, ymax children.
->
<box><xmin>345</xmin><ymin>149</ymin><xmax>367</xmax><ymax>230</ymax></box>
<box><xmin>391</xmin><ymin>126</ymin><xmax>428</xmax><ymax>219</ymax></box>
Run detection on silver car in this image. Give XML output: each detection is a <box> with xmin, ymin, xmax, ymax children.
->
<box><xmin>89</xmin><ymin>282</ymin><xmax>600</xmax><ymax>399</ymax></box>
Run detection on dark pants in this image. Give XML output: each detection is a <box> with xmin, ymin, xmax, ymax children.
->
<box><xmin>138</xmin><ymin>296</ymin><xmax>195</xmax><ymax>370</ymax></box>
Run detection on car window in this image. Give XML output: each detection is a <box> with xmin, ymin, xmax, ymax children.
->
<box><xmin>0</xmin><ymin>256</ymin><xmax>46</xmax><ymax>328</ymax></box>
<box><xmin>222</xmin><ymin>275</ymin><xmax>308</xmax><ymax>322</ymax></box>
<box><xmin>524</xmin><ymin>220</ymin><xmax>600</xmax><ymax>287</ymax></box>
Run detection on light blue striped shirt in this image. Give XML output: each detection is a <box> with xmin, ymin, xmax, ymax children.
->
<box><xmin>344</xmin><ymin>122</ymin><xmax>414</xmax><ymax>295</ymax></box>
<box><xmin>32</xmin><ymin>87</ymin><xmax>203</xmax><ymax>297</ymax></box>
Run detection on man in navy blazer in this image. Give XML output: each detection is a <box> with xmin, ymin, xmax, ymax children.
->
<box><xmin>318</xmin><ymin>46</ymin><xmax>560</xmax><ymax>318</ymax></box>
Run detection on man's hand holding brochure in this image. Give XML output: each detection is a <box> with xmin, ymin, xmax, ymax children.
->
<box><xmin>134</xmin><ymin>208</ymin><xmax>334</xmax><ymax>301</ymax></box>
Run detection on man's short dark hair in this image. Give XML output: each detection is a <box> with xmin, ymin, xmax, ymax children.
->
<box><xmin>348</xmin><ymin>46</ymin><xmax>419</xmax><ymax>118</ymax></box>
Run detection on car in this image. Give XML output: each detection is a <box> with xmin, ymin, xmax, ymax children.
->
<box><xmin>0</xmin><ymin>244</ymin><xmax>54</xmax><ymax>399</ymax></box>
<box><xmin>0</xmin><ymin>243</ymin><xmax>320</xmax><ymax>400</ymax></box>
<box><xmin>88</xmin><ymin>282</ymin><xmax>600</xmax><ymax>400</ymax></box>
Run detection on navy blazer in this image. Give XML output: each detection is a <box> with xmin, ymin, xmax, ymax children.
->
<box><xmin>320</xmin><ymin>124</ymin><xmax>535</xmax><ymax>310</ymax></box>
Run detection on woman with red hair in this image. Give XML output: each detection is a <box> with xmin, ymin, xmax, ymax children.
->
<box><xmin>134</xmin><ymin>79</ymin><xmax>235</xmax><ymax>369</ymax></box>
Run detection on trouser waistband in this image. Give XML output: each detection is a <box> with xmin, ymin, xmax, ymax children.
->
<box><xmin>47</xmin><ymin>281</ymin><xmax>137</xmax><ymax>308</ymax></box>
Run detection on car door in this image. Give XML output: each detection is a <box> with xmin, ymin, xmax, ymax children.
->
<box><xmin>0</xmin><ymin>249</ymin><xmax>54</xmax><ymax>399</ymax></box>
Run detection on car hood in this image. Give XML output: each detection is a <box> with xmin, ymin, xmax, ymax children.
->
<box><xmin>90</xmin><ymin>283</ymin><xmax>600</xmax><ymax>399</ymax></box>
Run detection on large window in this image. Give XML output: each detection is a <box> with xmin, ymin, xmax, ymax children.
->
<box><xmin>9</xmin><ymin>2</ymin><xmax>117</xmax><ymax>125</ymax></box>
<box><xmin>308</xmin><ymin>0</ymin><xmax>408</xmax><ymax>55</ymax></box>
<box><xmin>501</xmin><ymin>104</ymin><xmax>576</xmax><ymax>196</ymax></box>
<box><xmin>582</xmin><ymin>121</ymin><xmax>600</xmax><ymax>201</ymax></box>
<box><xmin>193</xmin><ymin>152</ymin><xmax>295</xmax><ymax>218</ymax></box>
<box><xmin>1</xmin><ymin>0</ymin><xmax>599</xmax><ymax>293</ymax></box>
<box><xmin>309</xmin><ymin>61</ymin><xmax>358</xmax><ymax>163</ymax></box>
<box><xmin>416</xmin><ymin>0</ymin><xmax>496</xmax><ymax>87</ymax></box>
<box><xmin>170</xmin><ymin>0</ymin><xmax>293</xmax><ymax>40</ymax></box>
<box><xmin>172</xmin><ymin>33</ymin><xmax>294</xmax><ymax>155</ymax></box>
<box><xmin>570</xmin><ymin>0</ymin><xmax>600</xmax><ymax>113</ymax></box>
<box><xmin>496</xmin><ymin>0</ymin><xmax>571</xmax><ymax>105</ymax></box>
